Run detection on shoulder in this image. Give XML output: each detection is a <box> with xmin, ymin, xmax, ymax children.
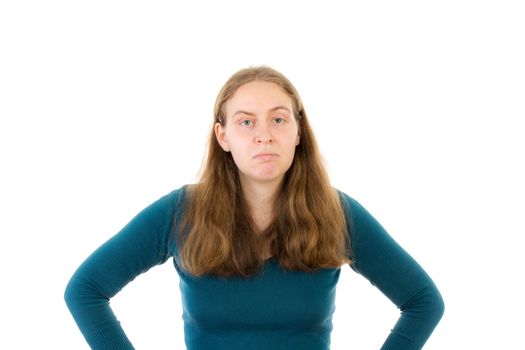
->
<box><xmin>163</xmin><ymin>183</ymin><xmax>190</xmax><ymax>200</ymax></box>
<box><xmin>162</xmin><ymin>184</ymin><xmax>190</xmax><ymax>207</ymax></box>
<box><xmin>333</xmin><ymin>188</ymin><xmax>389</xmax><ymax>260</ymax></box>
<box><xmin>333</xmin><ymin>187</ymin><xmax>383</xmax><ymax>233</ymax></box>
<box><xmin>333</xmin><ymin>188</ymin><xmax>362</xmax><ymax>215</ymax></box>
<box><xmin>165</xmin><ymin>184</ymin><xmax>192</xmax><ymax>215</ymax></box>
<box><xmin>139</xmin><ymin>184</ymin><xmax>191</xmax><ymax>224</ymax></box>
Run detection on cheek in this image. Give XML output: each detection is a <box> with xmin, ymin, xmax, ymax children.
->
<box><xmin>284</xmin><ymin>130</ymin><xmax>300</xmax><ymax>150</ymax></box>
<box><xmin>228</xmin><ymin>140</ymin><xmax>250</xmax><ymax>166</ymax></box>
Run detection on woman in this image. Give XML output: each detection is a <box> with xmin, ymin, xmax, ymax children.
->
<box><xmin>65</xmin><ymin>66</ymin><xmax>444</xmax><ymax>349</ymax></box>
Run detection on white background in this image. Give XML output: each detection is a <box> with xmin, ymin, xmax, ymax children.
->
<box><xmin>1</xmin><ymin>1</ymin><xmax>524</xmax><ymax>349</ymax></box>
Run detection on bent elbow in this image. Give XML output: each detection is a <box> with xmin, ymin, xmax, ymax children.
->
<box><xmin>64</xmin><ymin>275</ymin><xmax>81</xmax><ymax>315</ymax></box>
<box><xmin>64</xmin><ymin>272</ymin><xmax>101</xmax><ymax>317</ymax></box>
<box><xmin>432</xmin><ymin>286</ymin><xmax>445</xmax><ymax>323</ymax></box>
<box><xmin>418</xmin><ymin>283</ymin><xmax>445</xmax><ymax>326</ymax></box>
<box><xmin>401</xmin><ymin>283</ymin><xmax>445</xmax><ymax>326</ymax></box>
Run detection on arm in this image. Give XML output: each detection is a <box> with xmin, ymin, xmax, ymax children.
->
<box><xmin>339</xmin><ymin>192</ymin><xmax>445</xmax><ymax>350</ymax></box>
<box><xmin>64</xmin><ymin>187</ymin><xmax>184</xmax><ymax>349</ymax></box>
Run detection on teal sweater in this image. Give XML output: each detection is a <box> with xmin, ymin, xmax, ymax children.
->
<box><xmin>64</xmin><ymin>185</ymin><xmax>444</xmax><ymax>349</ymax></box>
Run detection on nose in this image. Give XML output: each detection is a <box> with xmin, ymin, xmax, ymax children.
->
<box><xmin>256</xmin><ymin>136</ymin><xmax>273</xmax><ymax>144</ymax></box>
<box><xmin>255</xmin><ymin>123</ymin><xmax>273</xmax><ymax>144</ymax></box>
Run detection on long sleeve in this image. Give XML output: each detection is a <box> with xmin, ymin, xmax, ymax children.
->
<box><xmin>339</xmin><ymin>192</ymin><xmax>445</xmax><ymax>350</ymax></box>
<box><xmin>64</xmin><ymin>187</ymin><xmax>184</xmax><ymax>349</ymax></box>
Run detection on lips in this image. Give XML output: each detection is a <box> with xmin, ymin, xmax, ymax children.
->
<box><xmin>253</xmin><ymin>153</ymin><xmax>279</xmax><ymax>161</ymax></box>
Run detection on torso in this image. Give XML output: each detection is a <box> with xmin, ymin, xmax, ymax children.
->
<box><xmin>173</xmin><ymin>255</ymin><xmax>340</xmax><ymax>350</ymax></box>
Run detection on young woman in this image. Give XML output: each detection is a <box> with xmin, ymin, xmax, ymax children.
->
<box><xmin>65</xmin><ymin>66</ymin><xmax>444</xmax><ymax>349</ymax></box>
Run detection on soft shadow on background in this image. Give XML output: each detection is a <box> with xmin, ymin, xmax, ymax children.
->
<box><xmin>1</xmin><ymin>1</ymin><xmax>524</xmax><ymax>349</ymax></box>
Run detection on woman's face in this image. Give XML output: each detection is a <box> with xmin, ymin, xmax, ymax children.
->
<box><xmin>215</xmin><ymin>80</ymin><xmax>300</xmax><ymax>186</ymax></box>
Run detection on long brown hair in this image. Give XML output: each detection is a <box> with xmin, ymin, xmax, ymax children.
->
<box><xmin>176</xmin><ymin>66</ymin><xmax>350</xmax><ymax>277</ymax></box>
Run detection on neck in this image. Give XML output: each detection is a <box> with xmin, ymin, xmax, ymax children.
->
<box><xmin>239</xmin><ymin>176</ymin><xmax>283</xmax><ymax>228</ymax></box>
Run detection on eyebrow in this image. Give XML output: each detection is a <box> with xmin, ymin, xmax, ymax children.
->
<box><xmin>232</xmin><ymin>106</ymin><xmax>292</xmax><ymax>118</ymax></box>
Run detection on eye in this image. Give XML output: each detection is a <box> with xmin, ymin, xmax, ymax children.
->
<box><xmin>273</xmin><ymin>117</ymin><xmax>286</xmax><ymax>124</ymax></box>
<box><xmin>240</xmin><ymin>120</ymin><xmax>254</xmax><ymax>127</ymax></box>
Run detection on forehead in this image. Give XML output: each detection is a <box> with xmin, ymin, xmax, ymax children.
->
<box><xmin>225</xmin><ymin>81</ymin><xmax>293</xmax><ymax>115</ymax></box>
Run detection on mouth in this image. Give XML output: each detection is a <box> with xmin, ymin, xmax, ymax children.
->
<box><xmin>253</xmin><ymin>153</ymin><xmax>279</xmax><ymax>161</ymax></box>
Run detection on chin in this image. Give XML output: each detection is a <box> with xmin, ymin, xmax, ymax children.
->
<box><xmin>241</xmin><ymin>171</ymin><xmax>285</xmax><ymax>184</ymax></box>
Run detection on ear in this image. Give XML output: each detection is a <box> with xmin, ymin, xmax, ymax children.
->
<box><xmin>215</xmin><ymin>122</ymin><xmax>231</xmax><ymax>152</ymax></box>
